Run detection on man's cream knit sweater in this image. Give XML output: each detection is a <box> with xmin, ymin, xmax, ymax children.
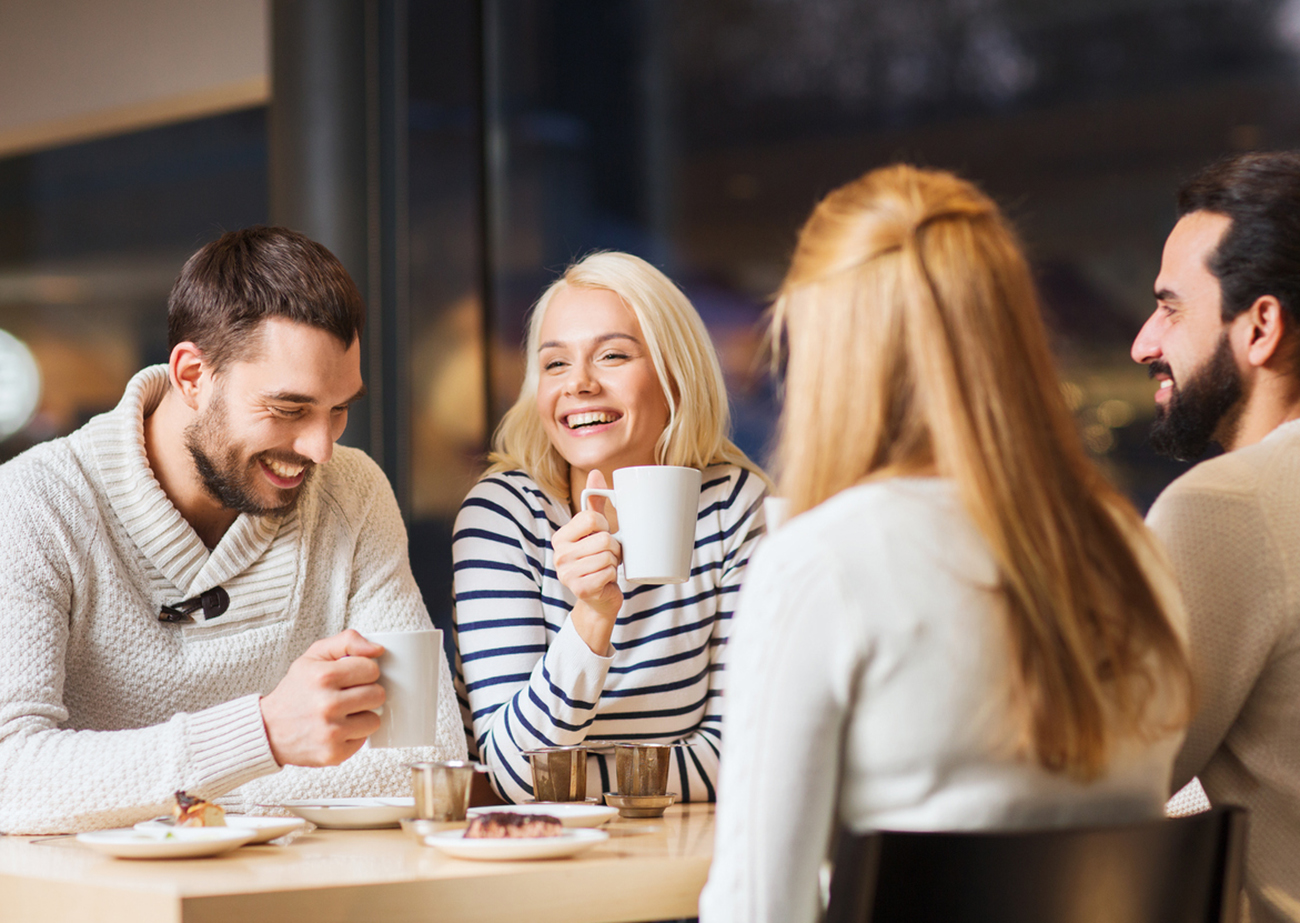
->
<box><xmin>0</xmin><ymin>366</ymin><xmax>465</xmax><ymax>834</ymax></box>
<box><xmin>1150</xmin><ymin>417</ymin><xmax>1300</xmax><ymax>923</ymax></box>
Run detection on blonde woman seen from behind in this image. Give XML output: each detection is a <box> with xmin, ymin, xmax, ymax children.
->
<box><xmin>452</xmin><ymin>252</ymin><xmax>770</xmax><ymax>803</ymax></box>
<box><xmin>699</xmin><ymin>166</ymin><xmax>1193</xmax><ymax>923</ymax></box>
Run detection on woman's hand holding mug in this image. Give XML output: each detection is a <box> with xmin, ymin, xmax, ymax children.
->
<box><xmin>554</xmin><ymin>469</ymin><xmax>624</xmax><ymax>655</ymax></box>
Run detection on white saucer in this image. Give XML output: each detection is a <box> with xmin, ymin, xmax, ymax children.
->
<box><xmin>604</xmin><ymin>791</ymin><xmax>678</xmax><ymax>818</ymax></box>
<box><xmin>77</xmin><ymin>827</ymin><xmax>255</xmax><ymax>859</ymax></box>
<box><xmin>226</xmin><ymin>815</ymin><xmax>309</xmax><ymax>842</ymax></box>
<box><xmin>279</xmin><ymin>798</ymin><xmax>416</xmax><ymax>829</ymax></box>
<box><xmin>424</xmin><ymin>827</ymin><xmax>609</xmax><ymax>861</ymax></box>
<box><xmin>136</xmin><ymin>816</ymin><xmax>309</xmax><ymax>844</ymax></box>
<box><xmin>468</xmin><ymin>803</ymin><xmax>619</xmax><ymax>828</ymax></box>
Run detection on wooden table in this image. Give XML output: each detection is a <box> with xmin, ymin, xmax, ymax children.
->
<box><xmin>0</xmin><ymin>804</ymin><xmax>714</xmax><ymax>923</ymax></box>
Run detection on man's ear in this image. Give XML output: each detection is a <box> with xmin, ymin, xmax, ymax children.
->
<box><xmin>1240</xmin><ymin>295</ymin><xmax>1289</xmax><ymax>369</ymax></box>
<box><xmin>168</xmin><ymin>342</ymin><xmax>208</xmax><ymax>411</ymax></box>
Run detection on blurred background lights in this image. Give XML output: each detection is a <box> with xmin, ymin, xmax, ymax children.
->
<box><xmin>0</xmin><ymin>329</ymin><xmax>41</xmax><ymax>441</ymax></box>
<box><xmin>1096</xmin><ymin>398</ymin><xmax>1136</xmax><ymax>430</ymax></box>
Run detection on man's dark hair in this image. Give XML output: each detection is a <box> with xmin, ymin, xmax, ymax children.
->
<box><xmin>1178</xmin><ymin>151</ymin><xmax>1300</xmax><ymax>324</ymax></box>
<box><xmin>167</xmin><ymin>226</ymin><xmax>366</xmax><ymax>368</ymax></box>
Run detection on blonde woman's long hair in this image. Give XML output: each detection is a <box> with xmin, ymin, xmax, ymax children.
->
<box><xmin>487</xmin><ymin>251</ymin><xmax>767</xmax><ymax>503</ymax></box>
<box><xmin>774</xmin><ymin>164</ymin><xmax>1191</xmax><ymax>780</ymax></box>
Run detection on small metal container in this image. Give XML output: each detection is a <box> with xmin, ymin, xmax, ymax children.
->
<box><xmin>604</xmin><ymin>791</ymin><xmax>678</xmax><ymax>818</ymax></box>
<box><xmin>410</xmin><ymin>760</ymin><xmax>480</xmax><ymax>821</ymax></box>
<box><xmin>524</xmin><ymin>746</ymin><xmax>589</xmax><ymax>802</ymax></box>
<box><xmin>615</xmin><ymin>743</ymin><xmax>672</xmax><ymax>796</ymax></box>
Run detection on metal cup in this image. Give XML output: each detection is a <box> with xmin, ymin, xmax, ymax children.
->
<box><xmin>410</xmin><ymin>760</ymin><xmax>480</xmax><ymax>821</ymax></box>
<box><xmin>615</xmin><ymin>743</ymin><xmax>672</xmax><ymax>796</ymax></box>
<box><xmin>524</xmin><ymin>746</ymin><xmax>588</xmax><ymax>802</ymax></box>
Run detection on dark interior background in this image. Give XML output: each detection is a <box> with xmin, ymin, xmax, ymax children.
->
<box><xmin>3</xmin><ymin>0</ymin><xmax>1298</xmax><ymax>634</ymax></box>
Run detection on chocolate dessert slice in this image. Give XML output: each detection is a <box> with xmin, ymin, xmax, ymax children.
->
<box><xmin>464</xmin><ymin>811</ymin><xmax>563</xmax><ymax>839</ymax></box>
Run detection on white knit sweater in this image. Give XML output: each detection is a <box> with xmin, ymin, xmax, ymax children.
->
<box><xmin>1150</xmin><ymin>417</ymin><xmax>1300</xmax><ymax>923</ymax></box>
<box><xmin>702</xmin><ymin>479</ymin><xmax>1188</xmax><ymax>923</ymax></box>
<box><xmin>0</xmin><ymin>366</ymin><xmax>465</xmax><ymax>834</ymax></box>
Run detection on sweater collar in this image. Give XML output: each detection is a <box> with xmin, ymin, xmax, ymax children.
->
<box><xmin>90</xmin><ymin>365</ymin><xmax>286</xmax><ymax>598</ymax></box>
<box><xmin>1263</xmin><ymin>415</ymin><xmax>1300</xmax><ymax>446</ymax></box>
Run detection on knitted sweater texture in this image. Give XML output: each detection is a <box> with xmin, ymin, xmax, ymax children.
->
<box><xmin>1150</xmin><ymin>417</ymin><xmax>1300</xmax><ymax>923</ymax></box>
<box><xmin>0</xmin><ymin>366</ymin><xmax>465</xmax><ymax>835</ymax></box>
<box><xmin>702</xmin><ymin>479</ymin><xmax>1188</xmax><ymax>923</ymax></box>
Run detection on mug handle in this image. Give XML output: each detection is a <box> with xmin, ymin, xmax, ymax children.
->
<box><xmin>579</xmin><ymin>488</ymin><xmax>622</xmax><ymax>542</ymax></box>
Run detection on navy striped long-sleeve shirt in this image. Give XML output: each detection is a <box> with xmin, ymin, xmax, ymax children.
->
<box><xmin>452</xmin><ymin>464</ymin><xmax>767</xmax><ymax>804</ymax></box>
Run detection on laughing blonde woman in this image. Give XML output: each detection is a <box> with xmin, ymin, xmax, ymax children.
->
<box><xmin>700</xmin><ymin>166</ymin><xmax>1194</xmax><ymax>923</ymax></box>
<box><xmin>452</xmin><ymin>252</ymin><xmax>769</xmax><ymax>803</ymax></box>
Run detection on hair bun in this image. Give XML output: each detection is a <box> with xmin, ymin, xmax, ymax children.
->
<box><xmin>786</xmin><ymin>165</ymin><xmax>998</xmax><ymax>286</ymax></box>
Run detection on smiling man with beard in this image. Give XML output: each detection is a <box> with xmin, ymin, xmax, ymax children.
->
<box><xmin>184</xmin><ymin>384</ymin><xmax>319</xmax><ymax>517</ymax></box>
<box><xmin>1146</xmin><ymin>331</ymin><xmax>1242</xmax><ymax>462</ymax></box>
<box><xmin>1132</xmin><ymin>152</ymin><xmax>1300</xmax><ymax>923</ymax></box>
<box><xmin>0</xmin><ymin>227</ymin><xmax>465</xmax><ymax>835</ymax></box>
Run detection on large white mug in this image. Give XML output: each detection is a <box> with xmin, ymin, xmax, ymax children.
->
<box><xmin>363</xmin><ymin>629</ymin><xmax>441</xmax><ymax>749</ymax></box>
<box><xmin>580</xmin><ymin>465</ymin><xmax>702</xmax><ymax>585</ymax></box>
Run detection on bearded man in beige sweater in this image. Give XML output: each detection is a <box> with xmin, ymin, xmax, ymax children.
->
<box><xmin>1133</xmin><ymin>152</ymin><xmax>1300</xmax><ymax>923</ymax></box>
<box><xmin>0</xmin><ymin>227</ymin><xmax>464</xmax><ymax>835</ymax></box>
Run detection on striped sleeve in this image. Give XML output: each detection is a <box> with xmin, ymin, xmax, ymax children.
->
<box><xmin>451</xmin><ymin>474</ymin><xmax>615</xmax><ymax>802</ymax></box>
<box><xmin>664</xmin><ymin>467</ymin><xmax>767</xmax><ymax>802</ymax></box>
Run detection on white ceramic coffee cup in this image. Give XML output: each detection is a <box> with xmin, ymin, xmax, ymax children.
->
<box><xmin>363</xmin><ymin>629</ymin><xmax>441</xmax><ymax>749</ymax></box>
<box><xmin>764</xmin><ymin>497</ymin><xmax>791</xmax><ymax>534</ymax></box>
<box><xmin>580</xmin><ymin>465</ymin><xmax>703</xmax><ymax>585</ymax></box>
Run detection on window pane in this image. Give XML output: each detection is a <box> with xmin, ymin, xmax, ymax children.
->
<box><xmin>0</xmin><ymin>109</ymin><xmax>266</xmax><ymax>463</ymax></box>
<box><xmin>476</xmin><ymin>0</ymin><xmax>1300</xmax><ymax>507</ymax></box>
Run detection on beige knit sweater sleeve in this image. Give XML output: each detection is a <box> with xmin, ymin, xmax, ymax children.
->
<box><xmin>223</xmin><ymin>459</ymin><xmax>467</xmax><ymax>812</ymax></box>
<box><xmin>0</xmin><ymin>452</ymin><xmax>281</xmax><ymax>834</ymax></box>
<box><xmin>1147</xmin><ymin>468</ymin><xmax>1288</xmax><ymax>792</ymax></box>
<box><xmin>1146</xmin><ymin>430</ymin><xmax>1300</xmax><ymax>923</ymax></box>
<box><xmin>0</xmin><ymin>433</ymin><xmax>463</xmax><ymax>833</ymax></box>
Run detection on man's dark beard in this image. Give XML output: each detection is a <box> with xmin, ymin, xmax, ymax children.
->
<box><xmin>1148</xmin><ymin>333</ymin><xmax>1243</xmax><ymax>461</ymax></box>
<box><xmin>184</xmin><ymin>393</ymin><xmax>313</xmax><ymax>516</ymax></box>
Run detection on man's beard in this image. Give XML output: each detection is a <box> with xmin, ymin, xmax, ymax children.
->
<box><xmin>184</xmin><ymin>391</ymin><xmax>314</xmax><ymax>516</ymax></box>
<box><xmin>1148</xmin><ymin>333</ymin><xmax>1243</xmax><ymax>461</ymax></box>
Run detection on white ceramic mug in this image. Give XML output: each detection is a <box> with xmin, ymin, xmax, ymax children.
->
<box><xmin>580</xmin><ymin>465</ymin><xmax>702</xmax><ymax>584</ymax></box>
<box><xmin>363</xmin><ymin>629</ymin><xmax>441</xmax><ymax>749</ymax></box>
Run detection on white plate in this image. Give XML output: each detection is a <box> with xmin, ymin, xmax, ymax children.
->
<box><xmin>424</xmin><ymin>827</ymin><xmax>609</xmax><ymax>861</ymax></box>
<box><xmin>134</xmin><ymin>815</ymin><xmax>308</xmax><ymax>843</ymax></box>
<box><xmin>226</xmin><ymin>815</ymin><xmax>309</xmax><ymax>842</ymax></box>
<box><xmin>278</xmin><ymin>798</ymin><xmax>416</xmax><ymax>829</ymax></box>
<box><xmin>468</xmin><ymin>803</ymin><xmax>619</xmax><ymax>828</ymax></box>
<box><xmin>77</xmin><ymin>827</ymin><xmax>255</xmax><ymax>859</ymax></box>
